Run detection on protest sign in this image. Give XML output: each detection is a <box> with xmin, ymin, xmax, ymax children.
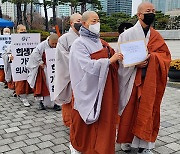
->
<box><xmin>0</xmin><ymin>35</ymin><xmax>11</xmax><ymax>67</ymax></box>
<box><xmin>11</xmin><ymin>33</ymin><xmax>40</xmax><ymax>81</ymax></box>
<box><xmin>45</xmin><ymin>48</ymin><xmax>56</xmax><ymax>101</ymax></box>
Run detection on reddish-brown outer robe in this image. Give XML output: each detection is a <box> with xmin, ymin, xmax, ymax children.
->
<box><xmin>61</xmin><ymin>99</ymin><xmax>73</xmax><ymax>127</ymax></box>
<box><xmin>33</xmin><ymin>52</ymin><xmax>50</xmax><ymax>97</ymax></box>
<box><xmin>117</xmin><ymin>28</ymin><xmax>171</xmax><ymax>143</ymax></box>
<box><xmin>7</xmin><ymin>81</ymin><xmax>15</xmax><ymax>90</ymax></box>
<box><xmin>15</xmin><ymin>80</ymin><xmax>32</xmax><ymax>95</ymax></box>
<box><xmin>0</xmin><ymin>69</ymin><xmax>5</xmax><ymax>82</ymax></box>
<box><xmin>70</xmin><ymin>40</ymin><xmax>119</xmax><ymax>154</ymax></box>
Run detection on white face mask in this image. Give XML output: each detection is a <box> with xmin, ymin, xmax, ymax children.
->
<box><xmin>89</xmin><ymin>22</ymin><xmax>100</xmax><ymax>34</ymax></box>
<box><xmin>3</xmin><ymin>32</ymin><xmax>10</xmax><ymax>35</ymax></box>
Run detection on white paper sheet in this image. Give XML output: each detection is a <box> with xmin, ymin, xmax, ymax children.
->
<box><xmin>118</xmin><ymin>40</ymin><xmax>148</xmax><ymax>67</ymax></box>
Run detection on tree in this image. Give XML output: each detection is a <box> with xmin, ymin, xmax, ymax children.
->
<box><xmin>2</xmin><ymin>0</ymin><xmax>32</xmax><ymax>26</ymax></box>
<box><xmin>154</xmin><ymin>11</ymin><xmax>170</xmax><ymax>30</ymax></box>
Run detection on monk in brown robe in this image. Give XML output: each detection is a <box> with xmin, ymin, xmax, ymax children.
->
<box><xmin>27</xmin><ymin>34</ymin><xmax>61</xmax><ymax>111</ymax></box>
<box><xmin>0</xmin><ymin>28</ymin><xmax>11</xmax><ymax>87</ymax></box>
<box><xmin>69</xmin><ymin>11</ymin><xmax>123</xmax><ymax>154</ymax></box>
<box><xmin>54</xmin><ymin>13</ymin><xmax>82</xmax><ymax>127</ymax></box>
<box><xmin>116</xmin><ymin>2</ymin><xmax>171</xmax><ymax>154</ymax></box>
<box><xmin>9</xmin><ymin>25</ymin><xmax>32</xmax><ymax>106</ymax></box>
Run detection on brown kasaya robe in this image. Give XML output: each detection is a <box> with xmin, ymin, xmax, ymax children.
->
<box><xmin>33</xmin><ymin>52</ymin><xmax>50</xmax><ymax>97</ymax></box>
<box><xmin>117</xmin><ymin>28</ymin><xmax>171</xmax><ymax>143</ymax></box>
<box><xmin>61</xmin><ymin>98</ymin><xmax>74</xmax><ymax>127</ymax></box>
<box><xmin>15</xmin><ymin>80</ymin><xmax>32</xmax><ymax>95</ymax></box>
<box><xmin>0</xmin><ymin>69</ymin><xmax>5</xmax><ymax>82</ymax></box>
<box><xmin>7</xmin><ymin>81</ymin><xmax>15</xmax><ymax>90</ymax></box>
<box><xmin>70</xmin><ymin>40</ymin><xmax>119</xmax><ymax>154</ymax></box>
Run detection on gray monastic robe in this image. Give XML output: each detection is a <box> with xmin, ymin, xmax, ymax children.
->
<box><xmin>117</xmin><ymin>21</ymin><xmax>150</xmax><ymax>115</ymax></box>
<box><xmin>69</xmin><ymin>27</ymin><xmax>110</xmax><ymax>124</ymax></box>
<box><xmin>27</xmin><ymin>39</ymin><xmax>54</xmax><ymax>107</ymax></box>
<box><xmin>27</xmin><ymin>39</ymin><xmax>51</xmax><ymax>88</ymax></box>
<box><xmin>54</xmin><ymin>28</ymin><xmax>79</xmax><ymax>104</ymax></box>
<box><xmin>2</xmin><ymin>46</ymin><xmax>12</xmax><ymax>82</ymax></box>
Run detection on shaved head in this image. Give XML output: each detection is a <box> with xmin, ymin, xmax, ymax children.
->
<box><xmin>49</xmin><ymin>33</ymin><xmax>59</xmax><ymax>40</ymax></box>
<box><xmin>137</xmin><ymin>2</ymin><xmax>155</xmax><ymax>13</ymax></box>
<box><xmin>137</xmin><ymin>2</ymin><xmax>156</xmax><ymax>27</ymax></box>
<box><xmin>81</xmin><ymin>11</ymin><xmax>100</xmax><ymax>30</ymax></box>
<box><xmin>70</xmin><ymin>13</ymin><xmax>82</xmax><ymax>23</ymax></box>
<box><xmin>3</xmin><ymin>28</ymin><xmax>10</xmax><ymax>34</ymax></box>
<box><xmin>48</xmin><ymin>33</ymin><xmax>58</xmax><ymax>48</ymax></box>
<box><xmin>17</xmin><ymin>24</ymin><xmax>26</xmax><ymax>33</ymax></box>
<box><xmin>82</xmin><ymin>11</ymin><xmax>98</xmax><ymax>22</ymax></box>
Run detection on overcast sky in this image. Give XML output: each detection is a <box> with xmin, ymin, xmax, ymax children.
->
<box><xmin>40</xmin><ymin>0</ymin><xmax>143</xmax><ymax>17</ymax></box>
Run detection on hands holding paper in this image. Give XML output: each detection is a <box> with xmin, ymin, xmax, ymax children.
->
<box><xmin>110</xmin><ymin>52</ymin><xmax>123</xmax><ymax>64</ymax></box>
<box><xmin>136</xmin><ymin>54</ymin><xmax>150</xmax><ymax>68</ymax></box>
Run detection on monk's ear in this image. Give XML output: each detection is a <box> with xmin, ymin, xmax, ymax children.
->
<box><xmin>137</xmin><ymin>13</ymin><xmax>141</xmax><ymax>19</ymax></box>
<box><xmin>70</xmin><ymin>21</ymin><xmax>73</xmax><ymax>27</ymax></box>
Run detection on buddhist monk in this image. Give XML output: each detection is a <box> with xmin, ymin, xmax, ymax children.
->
<box><xmin>0</xmin><ymin>28</ymin><xmax>11</xmax><ymax>86</ymax></box>
<box><xmin>9</xmin><ymin>24</ymin><xmax>32</xmax><ymax>106</ymax></box>
<box><xmin>54</xmin><ymin>13</ymin><xmax>82</xmax><ymax>127</ymax></box>
<box><xmin>2</xmin><ymin>28</ymin><xmax>16</xmax><ymax>92</ymax></box>
<box><xmin>27</xmin><ymin>34</ymin><xmax>61</xmax><ymax>111</ymax></box>
<box><xmin>116</xmin><ymin>2</ymin><xmax>171</xmax><ymax>154</ymax></box>
<box><xmin>69</xmin><ymin>11</ymin><xmax>123</xmax><ymax>154</ymax></box>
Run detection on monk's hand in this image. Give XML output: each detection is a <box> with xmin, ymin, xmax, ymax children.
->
<box><xmin>110</xmin><ymin>53</ymin><xmax>123</xmax><ymax>64</ymax></box>
<box><xmin>136</xmin><ymin>54</ymin><xmax>150</xmax><ymax>68</ymax></box>
<box><xmin>9</xmin><ymin>54</ymin><xmax>14</xmax><ymax>61</ymax></box>
<box><xmin>40</xmin><ymin>63</ymin><xmax>45</xmax><ymax>69</ymax></box>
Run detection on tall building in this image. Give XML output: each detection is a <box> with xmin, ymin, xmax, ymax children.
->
<box><xmin>0</xmin><ymin>0</ymin><xmax>41</xmax><ymax>21</ymax></box>
<box><xmin>143</xmin><ymin>0</ymin><xmax>180</xmax><ymax>13</ymax></box>
<box><xmin>107</xmin><ymin>0</ymin><xmax>132</xmax><ymax>15</ymax></box>
<box><xmin>0</xmin><ymin>0</ymin><xmax>16</xmax><ymax>21</ymax></box>
<box><xmin>57</xmin><ymin>3</ymin><xmax>70</xmax><ymax>17</ymax></box>
<box><xmin>56</xmin><ymin>3</ymin><xmax>95</xmax><ymax>17</ymax></box>
<box><xmin>100</xmin><ymin>0</ymin><xmax>108</xmax><ymax>12</ymax></box>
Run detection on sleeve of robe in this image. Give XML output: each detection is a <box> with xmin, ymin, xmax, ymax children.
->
<box><xmin>27</xmin><ymin>43</ymin><xmax>44</xmax><ymax>88</ymax></box>
<box><xmin>54</xmin><ymin>35</ymin><xmax>72</xmax><ymax>104</ymax></box>
<box><xmin>2</xmin><ymin>46</ymin><xmax>12</xmax><ymax>82</ymax></box>
<box><xmin>135</xmin><ymin>29</ymin><xmax>171</xmax><ymax>128</ymax></box>
<box><xmin>117</xmin><ymin>34</ymin><xmax>137</xmax><ymax>115</ymax></box>
<box><xmin>69</xmin><ymin>39</ymin><xmax>110</xmax><ymax>124</ymax></box>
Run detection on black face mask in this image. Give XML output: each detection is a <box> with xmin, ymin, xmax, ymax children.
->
<box><xmin>74</xmin><ymin>23</ymin><xmax>82</xmax><ymax>31</ymax></box>
<box><xmin>142</xmin><ymin>13</ymin><xmax>155</xmax><ymax>25</ymax></box>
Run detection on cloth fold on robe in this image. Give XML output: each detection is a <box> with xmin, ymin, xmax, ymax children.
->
<box><xmin>69</xmin><ymin>27</ymin><xmax>110</xmax><ymax>124</ymax></box>
<box><xmin>15</xmin><ymin>80</ymin><xmax>32</xmax><ymax>95</ymax></box>
<box><xmin>0</xmin><ymin>69</ymin><xmax>5</xmax><ymax>82</ymax></box>
<box><xmin>117</xmin><ymin>27</ymin><xmax>171</xmax><ymax>143</ymax></box>
<box><xmin>33</xmin><ymin>53</ymin><xmax>50</xmax><ymax>97</ymax></box>
<box><xmin>54</xmin><ymin>28</ymin><xmax>78</xmax><ymax>104</ymax></box>
<box><xmin>2</xmin><ymin>46</ymin><xmax>12</xmax><ymax>82</ymax></box>
<box><xmin>27</xmin><ymin>39</ymin><xmax>50</xmax><ymax>89</ymax></box>
<box><xmin>70</xmin><ymin>40</ymin><xmax>119</xmax><ymax>154</ymax></box>
<box><xmin>117</xmin><ymin>21</ymin><xmax>150</xmax><ymax>116</ymax></box>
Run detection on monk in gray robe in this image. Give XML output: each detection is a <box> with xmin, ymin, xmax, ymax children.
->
<box><xmin>27</xmin><ymin>34</ymin><xmax>61</xmax><ymax>111</ymax></box>
<box><xmin>69</xmin><ymin>11</ymin><xmax>123</xmax><ymax>154</ymax></box>
<box><xmin>54</xmin><ymin>13</ymin><xmax>82</xmax><ymax>127</ymax></box>
<box><xmin>4</xmin><ymin>25</ymin><xmax>32</xmax><ymax>103</ymax></box>
<box><xmin>1</xmin><ymin>28</ymin><xmax>11</xmax><ymax>88</ymax></box>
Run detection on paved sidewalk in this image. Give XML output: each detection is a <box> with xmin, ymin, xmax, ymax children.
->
<box><xmin>0</xmin><ymin>82</ymin><xmax>180</xmax><ymax>154</ymax></box>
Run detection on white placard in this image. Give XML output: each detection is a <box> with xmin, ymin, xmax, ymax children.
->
<box><xmin>0</xmin><ymin>35</ymin><xmax>11</xmax><ymax>66</ymax></box>
<box><xmin>118</xmin><ymin>40</ymin><xmax>148</xmax><ymax>67</ymax></box>
<box><xmin>45</xmin><ymin>48</ymin><xmax>56</xmax><ymax>101</ymax></box>
<box><xmin>11</xmin><ymin>33</ymin><xmax>40</xmax><ymax>81</ymax></box>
